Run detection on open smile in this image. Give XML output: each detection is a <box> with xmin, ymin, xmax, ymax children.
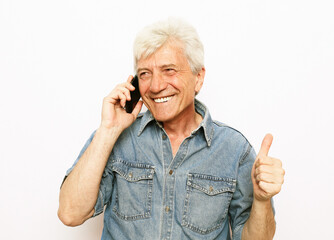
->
<box><xmin>153</xmin><ymin>96</ymin><xmax>173</xmax><ymax>103</ymax></box>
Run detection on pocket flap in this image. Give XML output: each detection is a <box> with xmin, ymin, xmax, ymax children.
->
<box><xmin>187</xmin><ymin>173</ymin><xmax>236</xmax><ymax>196</ymax></box>
<box><xmin>112</xmin><ymin>160</ymin><xmax>155</xmax><ymax>182</ymax></box>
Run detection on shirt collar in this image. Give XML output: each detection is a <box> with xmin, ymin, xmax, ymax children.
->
<box><xmin>137</xmin><ymin>110</ymin><xmax>156</xmax><ymax>136</ymax></box>
<box><xmin>193</xmin><ymin>99</ymin><xmax>214</xmax><ymax>146</ymax></box>
<box><xmin>137</xmin><ymin>99</ymin><xmax>214</xmax><ymax>147</ymax></box>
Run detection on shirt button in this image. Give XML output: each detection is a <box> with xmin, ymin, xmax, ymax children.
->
<box><xmin>165</xmin><ymin>206</ymin><xmax>170</xmax><ymax>213</ymax></box>
<box><xmin>169</xmin><ymin>170</ymin><xmax>173</xmax><ymax>175</ymax></box>
<box><xmin>162</xmin><ymin>134</ymin><xmax>167</xmax><ymax>140</ymax></box>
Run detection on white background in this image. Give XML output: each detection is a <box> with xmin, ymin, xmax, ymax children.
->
<box><xmin>1</xmin><ymin>0</ymin><xmax>333</xmax><ymax>239</ymax></box>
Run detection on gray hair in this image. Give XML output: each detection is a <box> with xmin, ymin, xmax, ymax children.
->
<box><xmin>133</xmin><ymin>18</ymin><xmax>204</xmax><ymax>74</ymax></box>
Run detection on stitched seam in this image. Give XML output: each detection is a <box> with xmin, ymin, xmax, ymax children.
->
<box><xmin>239</xmin><ymin>143</ymin><xmax>252</xmax><ymax>165</ymax></box>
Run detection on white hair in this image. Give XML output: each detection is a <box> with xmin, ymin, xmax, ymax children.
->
<box><xmin>133</xmin><ymin>18</ymin><xmax>204</xmax><ymax>74</ymax></box>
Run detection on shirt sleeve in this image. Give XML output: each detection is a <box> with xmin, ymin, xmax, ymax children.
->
<box><xmin>228</xmin><ymin>142</ymin><xmax>256</xmax><ymax>240</ymax></box>
<box><xmin>64</xmin><ymin>131</ymin><xmax>97</xmax><ymax>177</ymax></box>
<box><xmin>61</xmin><ymin>130</ymin><xmax>114</xmax><ymax>217</ymax></box>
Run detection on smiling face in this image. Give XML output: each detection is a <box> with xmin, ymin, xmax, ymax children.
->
<box><xmin>137</xmin><ymin>41</ymin><xmax>205</xmax><ymax>125</ymax></box>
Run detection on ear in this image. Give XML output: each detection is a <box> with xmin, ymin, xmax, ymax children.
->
<box><xmin>194</xmin><ymin>67</ymin><xmax>205</xmax><ymax>95</ymax></box>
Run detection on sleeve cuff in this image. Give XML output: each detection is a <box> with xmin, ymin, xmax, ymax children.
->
<box><xmin>92</xmin><ymin>189</ymin><xmax>105</xmax><ymax>217</ymax></box>
<box><xmin>232</xmin><ymin>223</ymin><xmax>244</xmax><ymax>240</ymax></box>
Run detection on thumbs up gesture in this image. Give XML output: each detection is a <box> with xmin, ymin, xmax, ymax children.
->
<box><xmin>252</xmin><ymin>134</ymin><xmax>285</xmax><ymax>201</ymax></box>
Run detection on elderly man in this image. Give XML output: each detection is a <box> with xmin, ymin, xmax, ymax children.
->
<box><xmin>58</xmin><ymin>18</ymin><xmax>285</xmax><ymax>240</ymax></box>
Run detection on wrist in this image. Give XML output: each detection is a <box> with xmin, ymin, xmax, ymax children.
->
<box><xmin>253</xmin><ymin>197</ymin><xmax>271</xmax><ymax>207</ymax></box>
<box><xmin>96</xmin><ymin>125</ymin><xmax>123</xmax><ymax>141</ymax></box>
<box><xmin>251</xmin><ymin>198</ymin><xmax>273</xmax><ymax>218</ymax></box>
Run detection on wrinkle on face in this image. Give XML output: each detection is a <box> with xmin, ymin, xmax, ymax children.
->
<box><xmin>136</xmin><ymin>41</ymin><xmax>203</xmax><ymax>126</ymax></box>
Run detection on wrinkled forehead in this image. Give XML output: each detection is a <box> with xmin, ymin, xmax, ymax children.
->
<box><xmin>136</xmin><ymin>41</ymin><xmax>188</xmax><ymax>71</ymax></box>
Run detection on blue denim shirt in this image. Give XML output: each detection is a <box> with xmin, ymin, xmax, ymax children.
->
<box><xmin>66</xmin><ymin>100</ymin><xmax>257</xmax><ymax>240</ymax></box>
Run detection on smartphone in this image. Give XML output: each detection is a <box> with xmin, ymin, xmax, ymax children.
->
<box><xmin>125</xmin><ymin>75</ymin><xmax>141</xmax><ymax>113</ymax></box>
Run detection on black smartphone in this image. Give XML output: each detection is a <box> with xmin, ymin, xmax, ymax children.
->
<box><xmin>125</xmin><ymin>75</ymin><xmax>141</xmax><ymax>113</ymax></box>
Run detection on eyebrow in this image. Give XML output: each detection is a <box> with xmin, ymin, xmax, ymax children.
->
<box><xmin>160</xmin><ymin>64</ymin><xmax>177</xmax><ymax>69</ymax></box>
<box><xmin>137</xmin><ymin>68</ymin><xmax>150</xmax><ymax>73</ymax></box>
<box><xmin>137</xmin><ymin>64</ymin><xmax>177</xmax><ymax>73</ymax></box>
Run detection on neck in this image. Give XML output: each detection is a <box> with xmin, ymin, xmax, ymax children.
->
<box><xmin>163</xmin><ymin>111</ymin><xmax>202</xmax><ymax>137</ymax></box>
<box><xmin>162</xmin><ymin>110</ymin><xmax>202</xmax><ymax>157</ymax></box>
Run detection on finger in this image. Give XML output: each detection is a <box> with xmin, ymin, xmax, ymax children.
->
<box><xmin>103</xmin><ymin>90</ymin><xmax>123</xmax><ymax>105</ymax></box>
<box><xmin>125</xmin><ymin>81</ymin><xmax>135</xmax><ymax>90</ymax></box>
<box><xmin>105</xmin><ymin>84</ymin><xmax>128</xmax><ymax>97</ymax></box>
<box><xmin>119</xmin><ymin>93</ymin><xmax>128</xmax><ymax>108</ymax></box>
<box><xmin>126</xmin><ymin>75</ymin><xmax>134</xmax><ymax>83</ymax></box>
<box><xmin>117</xmin><ymin>86</ymin><xmax>132</xmax><ymax>101</ymax></box>
<box><xmin>131</xmin><ymin>100</ymin><xmax>143</xmax><ymax>118</ymax></box>
<box><xmin>255</xmin><ymin>165</ymin><xmax>274</xmax><ymax>175</ymax></box>
<box><xmin>256</xmin><ymin>164</ymin><xmax>285</xmax><ymax>177</ymax></box>
<box><xmin>105</xmin><ymin>88</ymin><xmax>128</xmax><ymax>108</ymax></box>
<box><xmin>258</xmin><ymin>181</ymin><xmax>282</xmax><ymax>196</ymax></box>
<box><xmin>256</xmin><ymin>157</ymin><xmax>282</xmax><ymax>168</ymax></box>
<box><xmin>255</xmin><ymin>172</ymin><xmax>281</xmax><ymax>184</ymax></box>
<box><xmin>115</xmin><ymin>78</ymin><xmax>135</xmax><ymax>89</ymax></box>
<box><xmin>258</xmin><ymin>133</ymin><xmax>273</xmax><ymax>157</ymax></box>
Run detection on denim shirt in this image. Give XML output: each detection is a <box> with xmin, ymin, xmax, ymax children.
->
<box><xmin>65</xmin><ymin>100</ymin><xmax>257</xmax><ymax>240</ymax></box>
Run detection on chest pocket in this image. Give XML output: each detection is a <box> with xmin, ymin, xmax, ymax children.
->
<box><xmin>112</xmin><ymin>160</ymin><xmax>155</xmax><ymax>221</ymax></box>
<box><xmin>182</xmin><ymin>173</ymin><xmax>236</xmax><ymax>234</ymax></box>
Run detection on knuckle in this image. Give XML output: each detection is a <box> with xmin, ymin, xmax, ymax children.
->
<box><xmin>259</xmin><ymin>181</ymin><xmax>268</xmax><ymax>190</ymax></box>
<box><xmin>278</xmin><ymin>174</ymin><xmax>285</xmax><ymax>184</ymax></box>
<box><xmin>257</xmin><ymin>173</ymin><xmax>264</xmax><ymax>181</ymax></box>
<box><xmin>275</xmin><ymin>185</ymin><xmax>282</xmax><ymax>193</ymax></box>
<box><xmin>275</xmin><ymin>158</ymin><xmax>282</xmax><ymax>167</ymax></box>
<box><xmin>258</xmin><ymin>165</ymin><xmax>265</xmax><ymax>172</ymax></box>
<box><xmin>256</xmin><ymin>159</ymin><xmax>264</xmax><ymax>167</ymax></box>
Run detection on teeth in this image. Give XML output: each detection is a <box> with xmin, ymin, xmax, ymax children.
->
<box><xmin>154</xmin><ymin>96</ymin><xmax>172</xmax><ymax>103</ymax></box>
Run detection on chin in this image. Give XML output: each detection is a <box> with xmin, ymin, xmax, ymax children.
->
<box><xmin>151</xmin><ymin>111</ymin><xmax>175</xmax><ymax>123</ymax></box>
<box><xmin>152</xmin><ymin>114</ymin><xmax>171</xmax><ymax>123</ymax></box>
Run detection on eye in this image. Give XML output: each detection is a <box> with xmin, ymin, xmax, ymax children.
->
<box><xmin>164</xmin><ymin>68</ymin><xmax>176</xmax><ymax>75</ymax></box>
<box><xmin>139</xmin><ymin>71</ymin><xmax>152</xmax><ymax>80</ymax></box>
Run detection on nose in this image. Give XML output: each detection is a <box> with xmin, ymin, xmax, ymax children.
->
<box><xmin>149</xmin><ymin>72</ymin><xmax>167</xmax><ymax>93</ymax></box>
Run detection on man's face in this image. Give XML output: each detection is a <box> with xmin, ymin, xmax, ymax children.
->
<box><xmin>137</xmin><ymin>42</ymin><xmax>204</xmax><ymax>124</ymax></box>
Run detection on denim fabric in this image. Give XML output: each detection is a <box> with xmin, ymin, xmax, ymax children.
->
<box><xmin>65</xmin><ymin>99</ymin><xmax>257</xmax><ymax>240</ymax></box>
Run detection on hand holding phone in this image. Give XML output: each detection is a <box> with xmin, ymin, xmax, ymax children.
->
<box><xmin>125</xmin><ymin>75</ymin><xmax>141</xmax><ymax>113</ymax></box>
